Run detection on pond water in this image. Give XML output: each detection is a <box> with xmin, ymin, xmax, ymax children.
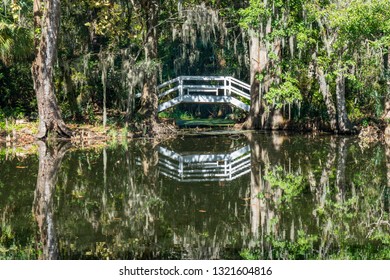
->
<box><xmin>0</xmin><ymin>132</ymin><xmax>389</xmax><ymax>260</ymax></box>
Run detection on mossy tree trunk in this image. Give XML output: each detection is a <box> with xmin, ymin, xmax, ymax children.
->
<box><xmin>243</xmin><ymin>31</ymin><xmax>262</xmax><ymax>129</ymax></box>
<box><xmin>137</xmin><ymin>0</ymin><xmax>159</xmax><ymax>136</ymax></box>
<box><xmin>243</xmin><ymin>3</ymin><xmax>284</xmax><ymax>130</ymax></box>
<box><xmin>383</xmin><ymin>48</ymin><xmax>390</xmax><ymax>128</ymax></box>
<box><xmin>335</xmin><ymin>67</ymin><xmax>353</xmax><ymax>133</ymax></box>
<box><xmin>316</xmin><ymin>65</ymin><xmax>337</xmax><ymax>131</ymax></box>
<box><xmin>32</xmin><ymin>0</ymin><xmax>72</xmax><ymax>139</ymax></box>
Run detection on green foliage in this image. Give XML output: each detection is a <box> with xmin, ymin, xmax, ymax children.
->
<box><xmin>264</xmin><ymin>165</ymin><xmax>305</xmax><ymax>203</ymax></box>
<box><xmin>0</xmin><ymin>212</ymin><xmax>38</xmax><ymax>259</ymax></box>
<box><xmin>157</xmin><ymin>111</ymin><xmax>171</xmax><ymax>119</ymax></box>
<box><xmin>0</xmin><ymin>0</ymin><xmax>390</xmax><ymax>129</ymax></box>
<box><xmin>265</xmin><ymin>74</ymin><xmax>302</xmax><ymax>109</ymax></box>
<box><xmin>0</xmin><ymin>1</ymin><xmax>33</xmax><ymax>65</ymax></box>
<box><xmin>240</xmin><ymin>248</ymin><xmax>259</xmax><ymax>260</ymax></box>
<box><xmin>362</xmin><ymin>118</ymin><xmax>369</xmax><ymax>128</ymax></box>
<box><xmin>158</xmin><ymin>110</ymin><xmax>194</xmax><ymax>120</ymax></box>
<box><xmin>238</xmin><ymin>0</ymin><xmax>267</xmax><ymax>30</ymax></box>
<box><xmin>178</xmin><ymin>111</ymin><xmax>194</xmax><ymax>121</ymax></box>
<box><xmin>266</xmin><ymin>230</ymin><xmax>319</xmax><ymax>260</ymax></box>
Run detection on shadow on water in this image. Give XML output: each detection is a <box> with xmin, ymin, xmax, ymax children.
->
<box><xmin>0</xmin><ymin>132</ymin><xmax>389</xmax><ymax>259</ymax></box>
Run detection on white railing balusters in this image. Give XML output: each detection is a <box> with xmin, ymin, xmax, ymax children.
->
<box><xmin>157</xmin><ymin>76</ymin><xmax>251</xmax><ymax>112</ymax></box>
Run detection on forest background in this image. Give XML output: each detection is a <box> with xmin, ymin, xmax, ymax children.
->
<box><xmin>1</xmin><ymin>0</ymin><xmax>390</xmax><ymax>139</ymax></box>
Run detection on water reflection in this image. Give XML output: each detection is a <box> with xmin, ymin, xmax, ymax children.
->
<box><xmin>33</xmin><ymin>141</ymin><xmax>70</xmax><ymax>260</ymax></box>
<box><xmin>0</xmin><ymin>132</ymin><xmax>389</xmax><ymax>259</ymax></box>
<box><xmin>158</xmin><ymin>145</ymin><xmax>250</xmax><ymax>182</ymax></box>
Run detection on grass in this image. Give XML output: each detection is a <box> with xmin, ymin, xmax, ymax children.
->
<box><xmin>0</xmin><ymin>120</ymin><xmax>38</xmax><ymax>135</ymax></box>
<box><xmin>176</xmin><ymin>118</ymin><xmax>235</xmax><ymax>128</ymax></box>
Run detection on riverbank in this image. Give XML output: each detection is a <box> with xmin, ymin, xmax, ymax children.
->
<box><xmin>0</xmin><ymin>118</ymin><xmax>389</xmax><ymax>147</ymax></box>
<box><xmin>0</xmin><ymin>119</ymin><xmax>179</xmax><ymax>147</ymax></box>
<box><xmin>0</xmin><ymin>121</ymin><xmax>129</xmax><ymax>147</ymax></box>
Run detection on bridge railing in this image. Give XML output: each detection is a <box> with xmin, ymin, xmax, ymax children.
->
<box><xmin>157</xmin><ymin>76</ymin><xmax>250</xmax><ymax>102</ymax></box>
<box><xmin>228</xmin><ymin>77</ymin><xmax>251</xmax><ymax>100</ymax></box>
<box><xmin>157</xmin><ymin>145</ymin><xmax>251</xmax><ymax>182</ymax></box>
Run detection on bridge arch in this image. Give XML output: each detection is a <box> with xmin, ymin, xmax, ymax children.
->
<box><xmin>156</xmin><ymin>76</ymin><xmax>251</xmax><ymax>113</ymax></box>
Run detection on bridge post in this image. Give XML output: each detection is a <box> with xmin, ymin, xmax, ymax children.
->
<box><xmin>224</xmin><ymin>77</ymin><xmax>227</xmax><ymax>96</ymax></box>
<box><xmin>227</xmin><ymin>76</ymin><xmax>231</xmax><ymax>96</ymax></box>
<box><xmin>179</xmin><ymin>77</ymin><xmax>183</xmax><ymax>101</ymax></box>
<box><xmin>179</xmin><ymin>157</ymin><xmax>183</xmax><ymax>180</ymax></box>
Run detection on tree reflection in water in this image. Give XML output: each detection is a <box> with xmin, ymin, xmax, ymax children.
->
<box><xmin>245</xmin><ymin>134</ymin><xmax>390</xmax><ymax>259</ymax></box>
<box><xmin>0</xmin><ymin>132</ymin><xmax>389</xmax><ymax>259</ymax></box>
<box><xmin>33</xmin><ymin>141</ymin><xmax>70</xmax><ymax>260</ymax></box>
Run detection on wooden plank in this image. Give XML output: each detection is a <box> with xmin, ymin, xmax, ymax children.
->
<box><xmin>180</xmin><ymin>95</ymin><xmax>231</xmax><ymax>103</ymax></box>
<box><xmin>229</xmin><ymin>77</ymin><xmax>250</xmax><ymax>90</ymax></box>
<box><xmin>230</xmin><ymin>97</ymin><xmax>250</xmax><ymax>112</ymax></box>
<box><xmin>158</xmin><ymin>146</ymin><xmax>182</xmax><ymax>161</ymax></box>
<box><xmin>157</xmin><ymin>76</ymin><xmax>180</xmax><ymax>89</ymax></box>
<box><xmin>230</xmin><ymin>87</ymin><xmax>250</xmax><ymax>100</ymax></box>
<box><xmin>158</xmin><ymin>85</ymin><xmax>179</xmax><ymax>98</ymax></box>
<box><xmin>187</xmin><ymin>89</ymin><xmax>219</xmax><ymax>94</ymax></box>
<box><xmin>184</xmin><ymin>85</ymin><xmax>224</xmax><ymax>89</ymax></box>
<box><xmin>158</xmin><ymin>96</ymin><xmax>182</xmax><ymax>112</ymax></box>
<box><xmin>228</xmin><ymin>145</ymin><xmax>251</xmax><ymax>159</ymax></box>
<box><xmin>179</xmin><ymin>76</ymin><xmax>226</xmax><ymax>81</ymax></box>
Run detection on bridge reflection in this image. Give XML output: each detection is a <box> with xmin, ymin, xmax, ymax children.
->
<box><xmin>158</xmin><ymin>144</ymin><xmax>251</xmax><ymax>182</ymax></box>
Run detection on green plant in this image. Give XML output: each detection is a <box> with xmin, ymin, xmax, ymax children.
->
<box><xmin>158</xmin><ymin>111</ymin><xmax>171</xmax><ymax>119</ymax></box>
<box><xmin>179</xmin><ymin>111</ymin><xmax>194</xmax><ymax>120</ymax></box>
<box><xmin>264</xmin><ymin>74</ymin><xmax>302</xmax><ymax>109</ymax></box>
<box><xmin>264</xmin><ymin>165</ymin><xmax>305</xmax><ymax>203</ymax></box>
<box><xmin>240</xmin><ymin>248</ymin><xmax>259</xmax><ymax>260</ymax></box>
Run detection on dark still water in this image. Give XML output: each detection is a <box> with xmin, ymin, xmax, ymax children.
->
<box><xmin>0</xmin><ymin>132</ymin><xmax>389</xmax><ymax>260</ymax></box>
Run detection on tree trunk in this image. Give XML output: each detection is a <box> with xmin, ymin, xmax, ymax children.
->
<box><xmin>264</xmin><ymin>37</ymin><xmax>284</xmax><ymax>129</ymax></box>
<box><xmin>243</xmin><ymin>17</ymin><xmax>270</xmax><ymax>130</ymax></box>
<box><xmin>335</xmin><ymin>137</ymin><xmax>348</xmax><ymax>202</ymax></box>
<box><xmin>385</xmin><ymin>137</ymin><xmax>390</xmax><ymax>214</ymax></box>
<box><xmin>317</xmin><ymin>136</ymin><xmax>336</xmax><ymax>258</ymax></box>
<box><xmin>243</xmin><ymin>31</ymin><xmax>261</xmax><ymax>129</ymax></box>
<box><xmin>33</xmin><ymin>141</ymin><xmax>70</xmax><ymax>260</ymax></box>
<box><xmin>382</xmin><ymin>48</ymin><xmax>390</xmax><ymax>126</ymax></box>
<box><xmin>137</xmin><ymin>0</ymin><xmax>159</xmax><ymax>136</ymax></box>
<box><xmin>244</xmin><ymin>11</ymin><xmax>284</xmax><ymax>130</ymax></box>
<box><xmin>125</xmin><ymin>86</ymin><xmax>134</xmax><ymax>128</ymax></box>
<box><xmin>316</xmin><ymin>66</ymin><xmax>337</xmax><ymax>131</ymax></box>
<box><xmin>335</xmin><ymin>70</ymin><xmax>353</xmax><ymax>133</ymax></box>
<box><xmin>102</xmin><ymin>63</ymin><xmax>107</xmax><ymax>128</ymax></box>
<box><xmin>32</xmin><ymin>0</ymin><xmax>72</xmax><ymax>139</ymax></box>
<box><xmin>246</xmin><ymin>133</ymin><xmax>261</xmax><ymax>243</ymax></box>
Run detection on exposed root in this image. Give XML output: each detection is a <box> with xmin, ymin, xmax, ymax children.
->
<box><xmin>35</xmin><ymin>121</ymin><xmax>73</xmax><ymax>140</ymax></box>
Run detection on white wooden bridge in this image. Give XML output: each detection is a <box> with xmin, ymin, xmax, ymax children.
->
<box><xmin>158</xmin><ymin>145</ymin><xmax>251</xmax><ymax>182</ymax></box>
<box><xmin>157</xmin><ymin>76</ymin><xmax>251</xmax><ymax>112</ymax></box>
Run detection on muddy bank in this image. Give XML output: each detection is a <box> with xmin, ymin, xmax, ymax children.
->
<box><xmin>1</xmin><ymin>118</ymin><xmax>390</xmax><ymax>147</ymax></box>
<box><xmin>0</xmin><ymin>120</ymin><xmax>178</xmax><ymax>147</ymax></box>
